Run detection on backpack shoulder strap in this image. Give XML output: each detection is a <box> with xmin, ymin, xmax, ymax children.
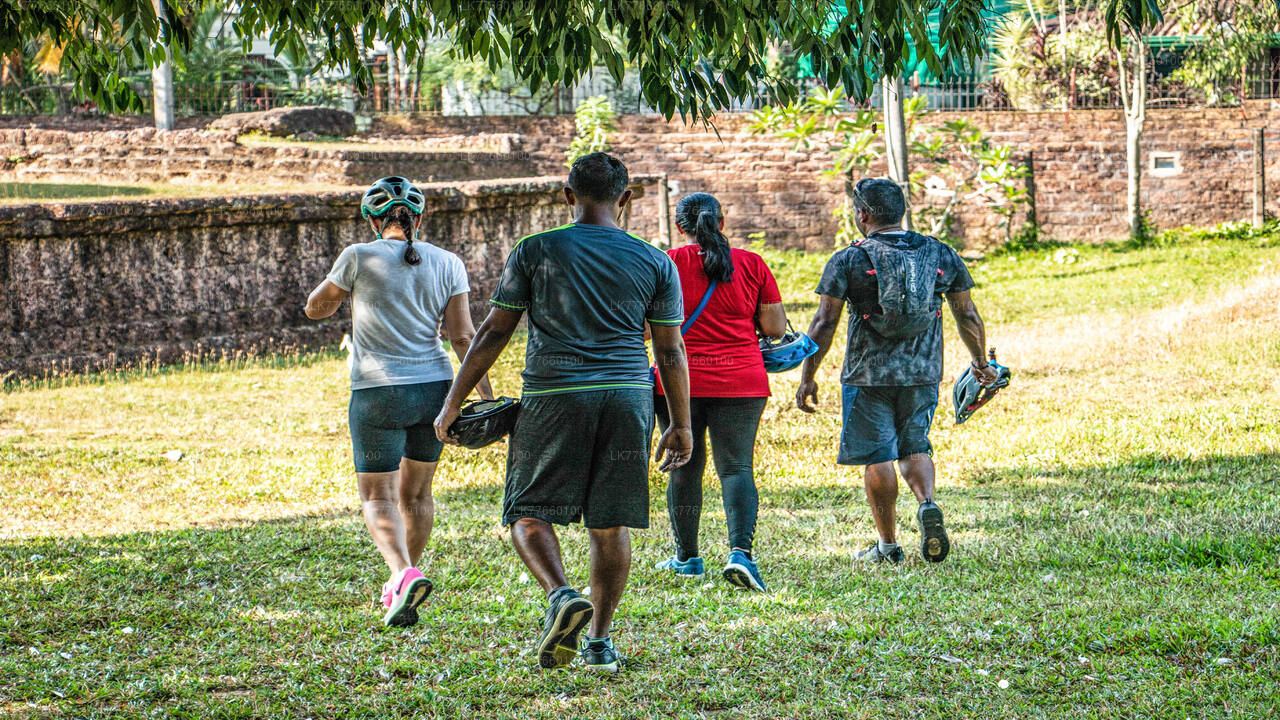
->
<box><xmin>681</xmin><ymin>281</ymin><xmax>718</xmax><ymax>335</ymax></box>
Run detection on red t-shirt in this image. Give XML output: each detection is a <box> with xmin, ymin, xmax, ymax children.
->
<box><xmin>655</xmin><ymin>245</ymin><xmax>783</xmax><ymax>398</ymax></box>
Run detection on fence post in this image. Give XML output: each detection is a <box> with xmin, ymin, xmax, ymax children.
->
<box><xmin>657</xmin><ymin>173</ymin><xmax>672</xmax><ymax>249</ymax></box>
<box><xmin>1254</xmin><ymin>128</ymin><xmax>1266</xmax><ymax>229</ymax></box>
<box><xmin>1024</xmin><ymin>151</ymin><xmax>1038</xmax><ymax>236</ymax></box>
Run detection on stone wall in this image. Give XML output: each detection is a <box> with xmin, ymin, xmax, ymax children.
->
<box><xmin>0</xmin><ymin>177</ymin><xmax>654</xmax><ymax>378</ymax></box>
<box><xmin>372</xmin><ymin>102</ymin><xmax>1280</xmax><ymax>249</ymax></box>
<box><xmin>0</xmin><ymin>128</ymin><xmax>536</xmax><ymax>187</ymax></box>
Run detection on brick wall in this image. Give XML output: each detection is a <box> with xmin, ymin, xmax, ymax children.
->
<box><xmin>375</xmin><ymin>102</ymin><xmax>1280</xmax><ymax>249</ymax></box>
<box><xmin>0</xmin><ymin>176</ymin><xmax>654</xmax><ymax>378</ymax></box>
<box><xmin>0</xmin><ymin>128</ymin><xmax>537</xmax><ymax>186</ymax></box>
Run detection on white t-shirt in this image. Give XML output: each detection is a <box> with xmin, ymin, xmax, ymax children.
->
<box><xmin>326</xmin><ymin>238</ymin><xmax>470</xmax><ymax>390</ymax></box>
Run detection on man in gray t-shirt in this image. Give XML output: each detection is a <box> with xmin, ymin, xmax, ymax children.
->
<box><xmin>797</xmin><ymin>178</ymin><xmax>998</xmax><ymax>566</ymax></box>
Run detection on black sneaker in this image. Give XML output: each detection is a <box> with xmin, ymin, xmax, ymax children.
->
<box><xmin>581</xmin><ymin>637</ymin><xmax>621</xmax><ymax>674</ymax></box>
<box><xmin>855</xmin><ymin>542</ymin><xmax>905</xmax><ymax>564</ymax></box>
<box><xmin>917</xmin><ymin>501</ymin><xmax>951</xmax><ymax>563</ymax></box>
<box><xmin>536</xmin><ymin>588</ymin><xmax>594</xmax><ymax>669</ymax></box>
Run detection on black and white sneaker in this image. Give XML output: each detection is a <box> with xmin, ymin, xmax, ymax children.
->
<box><xmin>855</xmin><ymin>542</ymin><xmax>905</xmax><ymax>564</ymax></box>
<box><xmin>917</xmin><ymin>501</ymin><xmax>951</xmax><ymax>563</ymax></box>
<box><xmin>536</xmin><ymin>588</ymin><xmax>594</xmax><ymax>669</ymax></box>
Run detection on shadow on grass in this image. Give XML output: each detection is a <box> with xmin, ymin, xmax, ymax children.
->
<box><xmin>752</xmin><ymin>451</ymin><xmax>1280</xmax><ymax>571</ymax></box>
<box><xmin>2</xmin><ymin>462</ymin><xmax>1278</xmax><ymax>717</ymax></box>
<box><xmin>0</xmin><ymin>182</ymin><xmax>153</xmax><ymax>202</ymax></box>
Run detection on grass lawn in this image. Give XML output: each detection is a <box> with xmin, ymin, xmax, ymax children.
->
<box><xmin>0</xmin><ymin>181</ymin><xmax>349</xmax><ymax>205</ymax></box>
<box><xmin>2</xmin><ymin>230</ymin><xmax>1279</xmax><ymax>718</ymax></box>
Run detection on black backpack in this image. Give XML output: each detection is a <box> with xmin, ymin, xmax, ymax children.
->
<box><xmin>854</xmin><ymin>232</ymin><xmax>943</xmax><ymax>340</ymax></box>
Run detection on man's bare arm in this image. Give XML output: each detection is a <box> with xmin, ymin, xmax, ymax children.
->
<box><xmin>434</xmin><ymin>307</ymin><xmax>523</xmax><ymax>443</ymax></box>
<box><xmin>946</xmin><ymin>290</ymin><xmax>997</xmax><ymax>384</ymax></box>
<box><xmin>651</xmin><ymin>324</ymin><xmax>693</xmax><ymax>471</ymax></box>
<box><xmin>796</xmin><ymin>294</ymin><xmax>844</xmax><ymax>413</ymax></box>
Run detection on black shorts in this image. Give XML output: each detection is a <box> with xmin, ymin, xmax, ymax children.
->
<box><xmin>348</xmin><ymin>380</ymin><xmax>451</xmax><ymax>473</ymax></box>
<box><xmin>838</xmin><ymin>384</ymin><xmax>938</xmax><ymax>466</ymax></box>
<box><xmin>503</xmin><ymin>388</ymin><xmax>654</xmax><ymax>529</ymax></box>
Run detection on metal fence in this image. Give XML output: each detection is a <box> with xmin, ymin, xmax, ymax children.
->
<box><xmin>6</xmin><ymin>60</ymin><xmax>1280</xmax><ymax>118</ymax></box>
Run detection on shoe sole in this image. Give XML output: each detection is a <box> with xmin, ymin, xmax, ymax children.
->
<box><xmin>586</xmin><ymin>660</ymin><xmax>620</xmax><ymax>674</ymax></box>
<box><xmin>536</xmin><ymin>597</ymin><xmax>594</xmax><ymax>669</ymax></box>
<box><xmin>723</xmin><ymin>563</ymin><xmax>765</xmax><ymax>592</ymax></box>
<box><xmin>382</xmin><ymin>577</ymin><xmax>433</xmax><ymax>628</ymax></box>
<box><xmin>919</xmin><ymin>506</ymin><xmax>951</xmax><ymax>563</ymax></box>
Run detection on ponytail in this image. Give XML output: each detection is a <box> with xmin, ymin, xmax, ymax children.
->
<box><xmin>384</xmin><ymin>205</ymin><xmax>422</xmax><ymax>266</ymax></box>
<box><xmin>403</xmin><ymin>239</ymin><xmax>421</xmax><ymax>266</ymax></box>
<box><xmin>675</xmin><ymin>192</ymin><xmax>733</xmax><ymax>283</ymax></box>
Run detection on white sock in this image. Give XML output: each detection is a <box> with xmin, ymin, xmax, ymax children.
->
<box><xmin>878</xmin><ymin>540</ymin><xmax>899</xmax><ymax>554</ymax></box>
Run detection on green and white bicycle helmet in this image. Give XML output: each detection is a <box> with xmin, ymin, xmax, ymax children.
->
<box><xmin>360</xmin><ymin>176</ymin><xmax>425</xmax><ymax>218</ymax></box>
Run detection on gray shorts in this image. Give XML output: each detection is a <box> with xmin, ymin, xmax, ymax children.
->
<box><xmin>503</xmin><ymin>388</ymin><xmax>654</xmax><ymax>529</ymax></box>
<box><xmin>348</xmin><ymin>380</ymin><xmax>450</xmax><ymax>473</ymax></box>
<box><xmin>838</xmin><ymin>384</ymin><xmax>938</xmax><ymax>466</ymax></box>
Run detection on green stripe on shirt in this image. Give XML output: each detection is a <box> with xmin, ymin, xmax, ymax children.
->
<box><xmin>522</xmin><ymin>382</ymin><xmax>653</xmax><ymax>396</ymax></box>
<box><xmin>490</xmin><ymin>299</ymin><xmax>527</xmax><ymax>310</ymax></box>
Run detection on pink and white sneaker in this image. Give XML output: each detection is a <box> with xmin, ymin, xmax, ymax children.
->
<box><xmin>381</xmin><ymin>567</ymin><xmax>433</xmax><ymax>628</ymax></box>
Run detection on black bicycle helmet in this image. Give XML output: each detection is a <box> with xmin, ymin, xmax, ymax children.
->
<box><xmin>448</xmin><ymin>397</ymin><xmax>521</xmax><ymax>449</ymax></box>
<box><xmin>953</xmin><ymin>350</ymin><xmax>1012</xmax><ymax>424</ymax></box>
<box><xmin>361</xmin><ymin>176</ymin><xmax>426</xmax><ymax>218</ymax></box>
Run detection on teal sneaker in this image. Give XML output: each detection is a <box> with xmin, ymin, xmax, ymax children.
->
<box><xmin>581</xmin><ymin>637</ymin><xmax>621</xmax><ymax>674</ymax></box>
<box><xmin>655</xmin><ymin>556</ymin><xmax>705</xmax><ymax>578</ymax></box>
<box><xmin>722</xmin><ymin>550</ymin><xmax>767</xmax><ymax>592</ymax></box>
<box><xmin>535</xmin><ymin>588</ymin><xmax>594</xmax><ymax>669</ymax></box>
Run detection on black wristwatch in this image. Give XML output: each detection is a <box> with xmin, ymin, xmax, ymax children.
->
<box><xmin>971</xmin><ymin>358</ymin><xmax>990</xmax><ymax>370</ymax></box>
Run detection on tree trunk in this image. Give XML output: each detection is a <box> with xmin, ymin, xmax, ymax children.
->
<box><xmin>881</xmin><ymin>75</ymin><xmax>911</xmax><ymax>230</ymax></box>
<box><xmin>1118</xmin><ymin>31</ymin><xmax>1146</xmax><ymax>240</ymax></box>
<box><xmin>151</xmin><ymin>0</ymin><xmax>174</xmax><ymax>130</ymax></box>
<box><xmin>1127</xmin><ymin>37</ymin><xmax>1146</xmax><ymax>240</ymax></box>
<box><xmin>1125</xmin><ymin>117</ymin><xmax>1142</xmax><ymax>237</ymax></box>
<box><xmin>386</xmin><ymin>48</ymin><xmax>398</xmax><ymax>112</ymax></box>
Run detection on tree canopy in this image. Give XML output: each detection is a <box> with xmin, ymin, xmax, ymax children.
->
<box><xmin>1</xmin><ymin>1</ymin><xmax>1173</xmax><ymax>121</ymax></box>
<box><xmin>4</xmin><ymin>0</ymin><xmax>994</xmax><ymax>120</ymax></box>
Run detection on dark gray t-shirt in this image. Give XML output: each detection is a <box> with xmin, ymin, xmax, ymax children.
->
<box><xmin>491</xmin><ymin>222</ymin><xmax>684</xmax><ymax>396</ymax></box>
<box><xmin>815</xmin><ymin>231</ymin><xmax>974</xmax><ymax>387</ymax></box>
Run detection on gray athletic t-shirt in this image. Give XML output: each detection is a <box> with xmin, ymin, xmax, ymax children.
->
<box><xmin>327</xmin><ymin>238</ymin><xmax>470</xmax><ymax>390</ymax></box>
<box><xmin>490</xmin><ymin>222</ymin><xmax>684</xmax><ymax>396</ymax></box>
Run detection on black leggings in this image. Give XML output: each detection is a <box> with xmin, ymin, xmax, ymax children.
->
<box><xmin>655</xmin><ymin>396</ymin><xmax>768</xmax><ymax>561</ymax></box>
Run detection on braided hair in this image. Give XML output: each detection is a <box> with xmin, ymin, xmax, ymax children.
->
<box><xmin>383</xmin><ymin>205</ymin><xmax>421</xmax><ymax>266</ymax></box>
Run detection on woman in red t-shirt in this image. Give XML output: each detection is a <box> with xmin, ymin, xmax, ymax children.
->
<box><xmin>654</xmin><ymin>192</ymin><xmax>788</xmax><ymax>591</ymax></box>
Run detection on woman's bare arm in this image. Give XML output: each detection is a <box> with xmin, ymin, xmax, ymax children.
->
<box><xmin>756</xmin><ymin>301</ymin><xmax>787</xmax><ymax>339</ymax></box>
<box><xmin>305</xmin><ymin>280</ymin><xmax>349</xmax><ymax>319</ymax></box>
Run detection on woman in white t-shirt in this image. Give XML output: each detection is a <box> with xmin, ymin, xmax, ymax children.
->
<box><xmin>306</xmin><ymin>176</ymin><xmax>492</xmax><ymax>627</ymax></box>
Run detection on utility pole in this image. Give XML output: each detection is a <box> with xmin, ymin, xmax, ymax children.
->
<box><xmin>882</xmin><ymin>75</ymin><xmax>911</xmax><ymax>230</ymax></box>
<box><xmin>151</xmin><ymin>0</ymin><xmax>174</xmax><ymax>131</ymax></box>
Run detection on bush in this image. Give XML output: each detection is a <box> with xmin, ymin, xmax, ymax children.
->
<box><xmin>564</xmin><ymin>95</ymin><xmax>617</xmax><ymax>167</ymax></box>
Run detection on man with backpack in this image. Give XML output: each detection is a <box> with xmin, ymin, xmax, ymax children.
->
<box><xmin>796</xmin><ymin>178</ymin><xmax>997</xmax><ymax>564</ymax></box>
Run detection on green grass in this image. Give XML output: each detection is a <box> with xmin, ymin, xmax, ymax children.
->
<box><xmin>3</xmin><ymin>234</ymin><xmax>1279</xmax><ymax>718</ymax></box>
<box><xmin>0</xmin><ymin>181</ymin><xmax>350</xmax><ymax>205</ymax></box>
<box><xmin>0</xmin><ymin>182</ymin><xmax>153</xmax><ymax>202</ymax></box>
